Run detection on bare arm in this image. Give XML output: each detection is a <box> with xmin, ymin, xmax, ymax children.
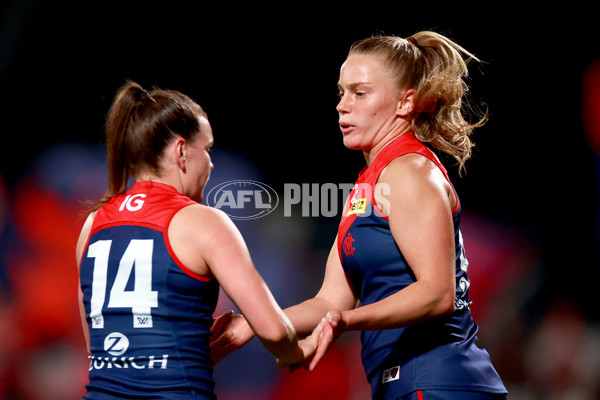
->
<box><xmin>340</xmin><ymin>155</ymin><xmax>457</xmax><ymax>331</ymax></box>
<box><xmin>213</xmin><ymin>154</ymin><xmax>458</xmax><ymax>369</ymax></box>
<box><xmin>170</xmin><ymin>205</ymin><xmax>319</xmax><ymax>366</ymax></box>
<box><xmin>283</xmin><ymin>239</ymin><xmax>358</xmax><ymax>336</ymax></box>
<box><xmin>210</xmin><ymin>238</ymin><xmax>358</xmax><ymax>363</ymax></box>
<box><xmin>75</xmin><ymin>212</ymin><xmax>95</xmax><ymax>354</ymax></box>
<box><xmin>283</xmin><ymin>154</ymin><xmax>456</xmax><ymax>334</ymax></box>
<box><xmin>306</xmin><ymin>155</ymin><xmax>459</xmax><ymax>369</ymax></box>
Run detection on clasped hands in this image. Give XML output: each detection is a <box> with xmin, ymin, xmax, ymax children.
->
<box><xmin>209</xmin><ymin>310</ymin><xmax>344</xmax><ymax>372</ymax></box>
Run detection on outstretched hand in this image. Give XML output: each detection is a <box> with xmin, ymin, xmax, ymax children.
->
<box><xmin>210</xmin><ymin>311</ymin><xmax>254</xmax><ymax>365</ymax></box>
<box><xmin>275</xmin><ymin>316</ymin><xmax>329</xmax><ymax>371</ymax></box>
<box><xmin>279</xmin><ymin>309</ymin><xmax>346</xmax><ymax>372</ymax></box>
<box><xmin>307</xmin><ymin>310</ymin><xmax>345</xmax><ymax>371</ymax></box>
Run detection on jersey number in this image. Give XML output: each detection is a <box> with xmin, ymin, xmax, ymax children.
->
<box><xmin>87</xmin><ymin>239</ymin><xmax>159</xmax><ymax>329</ymax></box>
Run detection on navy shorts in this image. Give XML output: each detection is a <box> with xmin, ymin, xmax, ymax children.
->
<box><xmin>399</xmin><ymin>390</ymin><xmax>507</xmax><ymax>400</ymax></box>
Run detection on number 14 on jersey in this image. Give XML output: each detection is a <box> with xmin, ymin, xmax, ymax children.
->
<box><xmin>86</xmin><ymin>239</ymin><xmax>159</xmax><ymax>329</ymax></box>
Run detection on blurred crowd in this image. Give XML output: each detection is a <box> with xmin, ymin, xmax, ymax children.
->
<box><xmin>0</xmin><ymin>137</ymin><xmax>598</xmax><ymax>400</ymax></box>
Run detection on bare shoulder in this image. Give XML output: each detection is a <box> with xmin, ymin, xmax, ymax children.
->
<box><xmin>172</xmin><ymin>203</ymin><xmax>231</xmax><ymax>228</ymax></box>
<box><xmin>170</xmin><ymin>204</ymin><xmax>241</xmax><ymax>247</ymax></box>
<box><xmin>76</xmin><ymin>211</ymin><xmax>96</xmax><ymax>265</ymax></box>
<box><xmin>169</xmin><ymin>204</ymin><xmax>243</xmax><ymax>278</ymax></box>
<box><xmin>377</xmin><ymin>153</ymin><xmax>455</xmax><ymax>215</ymax></box>
<box><xmin>81</xmin><ymin>211</ymin><xmax>97</xmax><ymax>234</ymax></box>
<box><xmin>380</xmin><ymin>154</ymin><xmax>442</xmax><ymax>184</ymax></box>
<box><xmin>379</xmin><ymin>153</ymin><xmax>452</xmax><ymax>196</ymax></box>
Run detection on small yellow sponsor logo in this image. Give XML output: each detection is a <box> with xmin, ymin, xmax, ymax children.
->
<box><xmin>347</xmin><ymin>198</ymin><xmax>366</xmax><ymax>215</ymax></box>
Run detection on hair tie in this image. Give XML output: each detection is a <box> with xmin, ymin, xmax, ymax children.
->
<box><xmin>406</xmin><ymin>36</ymin><xmax>418</xmax><ymax>46</ymax></box>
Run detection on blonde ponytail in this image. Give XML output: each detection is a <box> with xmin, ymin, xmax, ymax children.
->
<box><xmin>349</xmin><ymin>31</ymin><xmax>487</xmax><ymax>173</ymax></box>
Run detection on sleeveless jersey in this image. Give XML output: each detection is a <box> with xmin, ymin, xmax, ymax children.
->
<box><xmin>337</xmin><ymin>133</ymin><xmax>507</xmax><ymax>399</ymax></box>
<box><xmin>79</xmin><ymin>181</ymin><xmax>220</xmax><ymax>399</ymax></box>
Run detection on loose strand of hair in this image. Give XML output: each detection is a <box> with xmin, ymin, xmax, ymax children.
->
<box><xmin>410</xmin><ymin>31</ymin><xmax>485</xmax><ymax>174</ymax></box>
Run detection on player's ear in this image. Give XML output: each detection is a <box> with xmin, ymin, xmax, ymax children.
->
<box><xmin>397</xmin><ymin>89</ymin><xmax>415</xmax><ymax>117</ymax></box>
<box><xmin>173</xmin><ymin>138</ymin><xmax>187</xmax><ymax>170</ymax></box>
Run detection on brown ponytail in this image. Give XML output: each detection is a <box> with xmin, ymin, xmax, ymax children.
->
<box><xmin>91</xmin><ymin>80</ymin><xmax>207</xmax><ymax>211</ymax></box>
<box><xmin>348</xmin><ymin>31</ymin><xmax>486</xmax><ymax>173</ymax></box>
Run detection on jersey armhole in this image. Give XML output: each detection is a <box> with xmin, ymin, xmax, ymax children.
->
<box><xmin>164</xmin><ymin>205</ymin><xmax>214</xmax><ymax>283</ymax></box>
<box><xmin>450</xmin><ymin>186</ymin><xmax>461</xmax><ymax>216</ymax></box>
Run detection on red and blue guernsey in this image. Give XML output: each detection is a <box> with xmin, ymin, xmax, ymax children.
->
<box><xmin>337</xmin><ymin>133</ymin><xmax>507</xmax><ymax>399</ymax></box>
<box><xmin>79</xmin><ymin>181</ymin><xmax>219</xmax><ymax>399</ymax></box>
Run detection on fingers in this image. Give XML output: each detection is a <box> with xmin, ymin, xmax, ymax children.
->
<box><xmin>277</xmin><ymin>310</ymin><xmax>344</xmax><ymax>373</ymax></box>
<box><xmin>303</xmin><ymin>317</ymin><xmax>328</xmax><ymax>362</ymax></box>
<box><xmin>309</xmin><ymin>317</ymin><xmax>328</xmax><ymax>344</ymax></box>
<box><xmin>308</xmin><ymin>323</ymin><xmax>334</xmax><ymax>371</ymax></box>
<box><xmin>280</xmin><ymin>318</ymin><xmax>329</xmax><ymax>372</ymax></box>
<box><xmin>326</xmin><ymin>310</ymin><xmax>342</xmax><ymax>328</ymax></box>
<box><xmin>211</xmin><ymin>329</ymin><xmax>248</xmax><ymax>366</ymax></box>
<box><xmin>210</xmin><ymin>329</ymin><xmax>234</xmax><ymax>351</ymax></box>
<box><xmin>210</xmin><ymin>310</ymin><xmax>234</xmax><ymax>337</ymax></box>
<box><xmin>210</xmin><ymin>350</ymin><xmax>226</xmax><ymax>366</ymax></box>
<box><xmin>308</xmin><ymin>310</ymin><xmax>343</xmax><ymax>371</ymax></box>
<box><xmin>210</xmin><ymin>330</ymin><xmax>234</xmax><ymax>365</ymax></box>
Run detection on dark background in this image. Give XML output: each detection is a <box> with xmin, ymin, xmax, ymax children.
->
<box><xmin>1</xmin><ymin>2</ymin><xmax>599</xmax><ymax>399</ymax></box>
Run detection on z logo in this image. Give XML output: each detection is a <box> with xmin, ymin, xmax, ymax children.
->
<box><xmin>104</xmin><ymin>332</ymin><xmax>130</xmax><ymax>356</ymax></box>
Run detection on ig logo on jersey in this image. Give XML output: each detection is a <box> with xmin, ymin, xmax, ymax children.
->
<box><xmin>104</xmin><ymin>332</ymin><xmax>130</xmax><ymax>356</ymax></box>
<box><xmin>119</xmin><ymin>194</ymin><xmax>147</xmax><ymax>212</ymax></box>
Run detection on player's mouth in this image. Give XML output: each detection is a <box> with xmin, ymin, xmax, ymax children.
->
<box><xmin>339</xmin><ymin>122</ymin><xmax>355</xmax><ymax>134</ymax></box>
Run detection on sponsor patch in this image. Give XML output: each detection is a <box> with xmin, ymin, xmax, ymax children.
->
<box><xmin>347</xmin><ymin>198</ymin><xmax>366</xmax><ymax>215</ymax></box>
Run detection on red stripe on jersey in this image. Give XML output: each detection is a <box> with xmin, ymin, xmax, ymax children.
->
<box><xmin>163</xmin><ymin>229</ymin><xmax>212</xmax><ymax>282</ymax></box>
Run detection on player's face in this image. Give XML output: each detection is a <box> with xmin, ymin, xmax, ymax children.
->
<box><xmin>185</xmin><ymin>117</ymin><xmax>214</xmax><ymax>203</ymax></box>
<box><xmin>337</xmin><ymin>53</ymin><xmax>404</xmax><ymax>152</ymax></box>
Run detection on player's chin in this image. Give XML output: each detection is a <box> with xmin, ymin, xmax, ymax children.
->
<box><xmin>342</xmin><ymin>134</ymin><xmax>364</xmax><ymax>151</ymax></box>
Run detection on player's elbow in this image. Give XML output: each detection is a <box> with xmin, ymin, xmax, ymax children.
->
<box><xmin>261</xmin><ymin>328</ymin><xmax>294</xmax><ymax>346</ymax></box>
<box><xmin>255</xmin><ymin>322</ymin><xmax>302</xmax><ymax>363</ymax></box>
<box><xmin>433</xmin><ymin>287</ymin><xmax>456</xmax><ymax>316</ymax></box>
<box><xmin>255</xmin><ymin>320</ymin><xmax>296</xmax><ymax>346</ymax></box>
<box><xmin>421</xmin><ymin>280</ymin><xmax>455</xmax><ymax>318</ymax></box>
<box><xmin>438</xmin><ymin>295</ymin><xmax>455</xmax><ymax>316</ymax></box>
